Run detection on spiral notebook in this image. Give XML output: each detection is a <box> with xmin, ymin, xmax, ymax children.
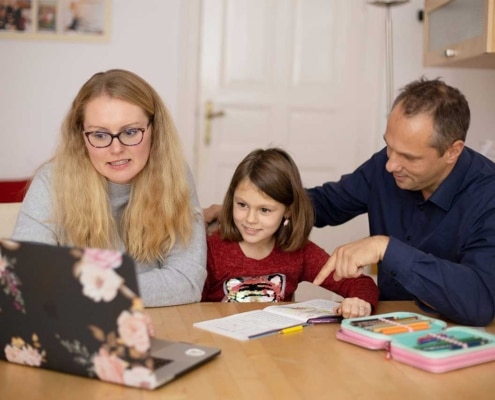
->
<box><xmin>0</xmin><ymin>239</ymin><xmax>220</xmax><ymax>389</ymax></box>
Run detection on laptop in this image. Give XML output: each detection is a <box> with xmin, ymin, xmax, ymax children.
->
<box><xmin>0</xmin><ymin>239</ymin><xmax>220</xmax><ymax>390</ymax></box>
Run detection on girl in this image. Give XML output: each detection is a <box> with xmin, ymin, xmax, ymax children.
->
<box><xmin>202</xmin><ymin>148</ymin><xmax>378</xmax><ymax>318</ymax></box>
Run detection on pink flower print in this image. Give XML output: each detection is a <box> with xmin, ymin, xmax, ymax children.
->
<box><xmin>0</xmin><ymin>253</ymin><xmax>8</xmax><ymax>274</ymax></box>
<box><xmin>0</xmin><ymin>250</ymin><xmax>26</xmax><ymax>313</ymax></box>
<box><xmin>117</xmin><ymin>311</ymin><xmax>151</xmax><ymax>353</ymax></box>
<box><xmin>123</xmin><ymin>366</ymin><xmax>157</xmax><ymax>389</ymax></box>
<box><xmin>19</xmin><ymin>344</ymin><xmax>44</xmax><ymax>366</ymax></box>
<box><xmin>93</xmin><ymin>348</ymin><xmax>127</xmax><ymax>384</ymax></box>
<box><xmin>79</xmin><ymin>262</ymin><xmax>124</xmax><ymax>302</ymax></box>
<box><xmin>82</xmin><ymin>248</ymin><xmax>123</xmax><ymax>270</ymax></box>
<box><xmin>5</xmin><ymin>343</ymin><xmax>23</xmax><ymax>363</ymax></box>
<box><xmin>4</xmin><ymin>338</ymin><xmax>44</xmax><ymax>367</ymax></box>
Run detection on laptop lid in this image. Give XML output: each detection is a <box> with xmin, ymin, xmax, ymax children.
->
<box><xmin>0</xmin><ymin>239</ymin><xmax>220</xmax><ymax>390</ymax></box>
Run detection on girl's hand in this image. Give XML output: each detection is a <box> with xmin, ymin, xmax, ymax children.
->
<box><xmin>334</xmin><ymin>298</ymin><xmax>372</xmax><ymax>319</ymax></box>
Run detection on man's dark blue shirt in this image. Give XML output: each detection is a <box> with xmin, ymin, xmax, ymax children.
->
<box><xmin>308</xmin><ymin>147</ymin><xmax>495</xmax><ymax>326</ymax></box>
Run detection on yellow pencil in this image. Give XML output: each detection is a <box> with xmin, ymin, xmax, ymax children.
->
<box><xmin>280</xmin><ymin>325</ymin><xmax>304</xmax><ymax>334</ymax></box>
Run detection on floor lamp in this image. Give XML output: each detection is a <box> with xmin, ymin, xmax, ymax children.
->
<box><xmin>369</xmin><ymin>0</ymin><xmax>410</xmax><ymax>114</ymax></box>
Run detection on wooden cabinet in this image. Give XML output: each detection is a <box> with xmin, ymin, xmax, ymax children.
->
<box><xmin>424</xmin><ymin>0</ymin><xmax>495</xmax><ymax>68</ymax></box>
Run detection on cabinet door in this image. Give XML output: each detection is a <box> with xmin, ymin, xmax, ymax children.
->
<box><xmin>424</xmin><ymin>0</ymin><xmax>495</xmax><ymax>68</ymax></box>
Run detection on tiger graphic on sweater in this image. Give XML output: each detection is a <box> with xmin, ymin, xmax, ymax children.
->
<box><xmin>223</xmin><ymin>274</ymin><xmax>286</xmax><ymax>302</ymax></box>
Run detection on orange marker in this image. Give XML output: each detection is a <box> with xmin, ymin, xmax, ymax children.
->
<box><xmin>376</xmin><ymin>322</ymin><xmax>430</xmax><ymax>335</ymax></box>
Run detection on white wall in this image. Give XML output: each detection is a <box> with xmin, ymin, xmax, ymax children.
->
<box><xmin>0</xmin><ymin>0</ymin><xmax>183</xmax><ymax>179</ymax></box>
<box><xmin>1</xmin><ymin>0</ymin><xmax>495</xmax><ymax>181</ymax></box>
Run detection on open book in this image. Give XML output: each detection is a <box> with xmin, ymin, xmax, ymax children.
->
<box><xmin>193</xmin><ymin>299</ymin><xmax>341</xmax><ymax>341</ymax></box>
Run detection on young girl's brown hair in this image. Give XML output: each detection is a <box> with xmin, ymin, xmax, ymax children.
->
<box><xmin>219</xmin><ymin>147</ymin><xmax>314</xmax><ymax>252</ymax></box>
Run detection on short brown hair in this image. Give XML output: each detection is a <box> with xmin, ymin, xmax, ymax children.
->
<box><xmin>392</xmin><ymin>77</ymin><xmax>470</xmax><ymax>155</ymax></box>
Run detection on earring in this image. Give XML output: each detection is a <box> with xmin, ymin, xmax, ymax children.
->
<box><xmin>283</xmin><ymin>218</ymin><xmax>289</xmax><ymax>227</ymax></box>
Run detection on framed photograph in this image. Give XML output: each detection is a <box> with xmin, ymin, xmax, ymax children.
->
<box><xmin>0</xmin><ymin>0</ymin><xmax>111</xmax><ymax>41</ymax></box>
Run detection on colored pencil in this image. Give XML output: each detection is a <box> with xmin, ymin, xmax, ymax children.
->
<box><xmin>375</xmin><ymin>322</ymin><xmax>431</xmax><ymax>335</ymax></box>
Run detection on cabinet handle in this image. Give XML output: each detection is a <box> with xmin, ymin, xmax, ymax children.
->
<box><xmin>444</xmin><ymin>49</ymin><xmax>456</xmax><ymax>58</ymax></box>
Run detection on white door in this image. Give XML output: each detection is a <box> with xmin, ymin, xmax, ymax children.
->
<box><xmin>195</xmin><ymin>0</ymin><xmax>387</xmax><ymax>253</ymax></box>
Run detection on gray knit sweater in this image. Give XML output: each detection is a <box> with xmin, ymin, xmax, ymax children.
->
<box><xmin>12</xmin><ymin>163</ymin><xmax>207</xmax><ymax>307</ymax></box>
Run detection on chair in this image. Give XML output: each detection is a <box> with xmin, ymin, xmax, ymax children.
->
<box><xmin>0</xmin><ymin>202</ymin><xmax>21</xmax><ymax>238</ymax></box>
<box><xmin>0</xmin><ymin>179</ymin><xmax>30</xmax><ymax>203</ymax></box>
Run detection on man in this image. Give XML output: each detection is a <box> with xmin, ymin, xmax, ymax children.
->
<box><xmin>204</xmin><ymin>77</ymin><xmax>495</xmax><ymax>326</ymax></box>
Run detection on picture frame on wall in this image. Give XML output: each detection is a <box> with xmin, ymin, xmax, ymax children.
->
<box><xmin>0</xmin><ymin>0</ymin><xmax>111</xmax><ymax>42</ymax></box>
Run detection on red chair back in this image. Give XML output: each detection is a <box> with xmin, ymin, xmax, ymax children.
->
<box><xmin>0</xmin><ymin>180</ymin><xmax>30</xmax><ymax>203</ymax></box>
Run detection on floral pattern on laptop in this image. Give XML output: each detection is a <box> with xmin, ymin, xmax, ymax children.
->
<box><xmin>0</xmin><ymin>240</ymin><xmax>25</xmax><ymax>313</ymax></box>
<box><xmin>90</xmin><ymin>308</ymin><xmax>157</xmax><ymax>388</ymax></box>
<box><xmin>74</xmin><ymin>248</ymin><xmax>125</xmax><ymax>302</ymax></box>
<box><xmin>0</xmin><ymin>241</ymin><xmax>158</xmax><ymax>389</ymax></box>
<box><xmin>4</xmin><ymin>334</ymin><xmax>46</xmax><ymax>366</ymax></box>
<box><xmin>55</xmin><ymin>306</ymin><xmax>157</xmax><ymax>389</ymax></box>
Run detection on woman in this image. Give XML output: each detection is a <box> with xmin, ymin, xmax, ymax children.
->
<box><xmin>12</xmin><ymin>69</ymin><xmax>206</xmax><ymax>307</ymax></box>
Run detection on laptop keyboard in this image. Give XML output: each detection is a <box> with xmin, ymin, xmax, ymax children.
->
<box><xmin>152</xmin><ymin>356</ymin><xmax>173</xmax><ymax>369</ymax></box>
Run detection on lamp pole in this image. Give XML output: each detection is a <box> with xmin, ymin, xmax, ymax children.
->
<box><xmin>368</xmin><ymin>0</ymin><xmax>409</xmax><ymax>114</ymax></box>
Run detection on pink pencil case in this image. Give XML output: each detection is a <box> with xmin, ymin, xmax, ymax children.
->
<box><xmin>336</xmin><ymin>312</ymin><xmax>495</xmax><ymax>373</ymax></box>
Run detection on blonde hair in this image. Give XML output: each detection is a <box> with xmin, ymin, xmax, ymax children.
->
<box><xmin>52</xmin><ymin>69</ymin><xmax>193</xmax><ymax>263</ymax></box>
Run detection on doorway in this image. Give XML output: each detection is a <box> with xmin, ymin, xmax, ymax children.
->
<box><xmin>179</xmin><ymin>0</ymin><xmax>388</xmax><ymax>253</ymax></box>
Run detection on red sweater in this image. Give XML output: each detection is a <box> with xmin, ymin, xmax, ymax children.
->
<box><xmin>202</xmin><ymin>233</ymin><xmax>379</xmax><ymax>308</ymax></box>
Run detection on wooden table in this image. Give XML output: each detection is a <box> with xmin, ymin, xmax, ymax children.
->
<box><xmin>1</xmin><ymin>301</ymin><xmax>494</xmax><ymax>399</ymax></box>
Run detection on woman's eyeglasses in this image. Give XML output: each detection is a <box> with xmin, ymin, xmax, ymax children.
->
<box><xmin>84</xmin><ymin>120</ymin><xmax>152</xmax><ymax>148</ymax></box>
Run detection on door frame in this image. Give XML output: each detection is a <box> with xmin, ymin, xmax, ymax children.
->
<box><xmin>176</xmin><ymin>0</ymin><xmax>202</xmax><ymax>177</ymax></box>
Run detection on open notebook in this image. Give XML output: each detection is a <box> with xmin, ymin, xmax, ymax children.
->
<box><xmin>0</xmin><ymin>239</ymin><xmax>220</xmax><ymax>390</ymax></box>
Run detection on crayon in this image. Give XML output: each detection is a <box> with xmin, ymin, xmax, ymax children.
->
<box><xmin>280</xmin><ymin>325</ymin><xmax>304</xmax><ymax>334</ymax></box>
<box><xmin>417</xmin><ymin>333</ymin><xmax>449</xmax><ymax>344</ymax></box>
<box><xmin>415</xmin><ymin>337</ymin><xmax>489</xmax><ymax>351</ymax></box>
<box><xmin>352</xmin><ymin>316</ymin><xmax>421</xmax><ymax>329</ymax></box>
<box><xmin>376</xmin><ymin>322</ymin><xmax>431</xmax><ymax>335</ymax></box>
<box><xmin>365</xmin><ymin>317</ymin><xmax>425</xmax><ymax>331</ymax></box>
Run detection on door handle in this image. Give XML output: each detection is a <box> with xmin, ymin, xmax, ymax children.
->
<box><xmin>204</xmin><ymin>100</ymin><xmax>225</xmax><ymax>145</ymax></box>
